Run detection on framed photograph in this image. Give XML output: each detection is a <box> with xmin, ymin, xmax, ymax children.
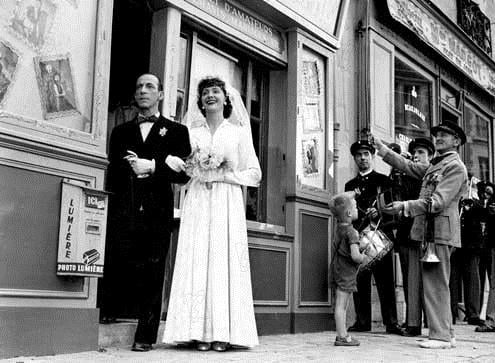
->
<box><xmin>0</xmin><ymin>39</ymin><xmax>20</xmax><ymax>106</ymax></box>
<box><xmin>301</xmin><ymin>138</ymin><xmax>319</xmax><ymax>177</ymax></box>
<box><xmin>8</xmin><ymin>0</ymin><xmax>57</xmax><ymax>52</ymax></box>
<box><xmin>302</xmin><ymin>97</ymin><xmax>322</xmax><ymax>132</ymax></box>
<box><xmin>34</xmin><ymin>54</ymin><xmax>79</xmax><ymax>120</ymax></box>
<box><xmin>302</xmin><ymin>60</ymin><xmax>321</xmax><ymax>96</ymax></box>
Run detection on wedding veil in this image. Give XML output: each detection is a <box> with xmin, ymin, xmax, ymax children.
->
<box><xmin>182</xmin><ymin>82</ymin><xmax>252</xmax><ymax>137</ymax></box>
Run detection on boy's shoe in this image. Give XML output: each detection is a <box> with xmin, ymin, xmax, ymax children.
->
<box><xmin>418</xmin><ymin>339</ymin><xmax>452</xmax><ymax>349</ymax></box>
<box><xmin>335</xmin><ymin>335</ymin><xmax>360</xmax><ymax>346</ymax></box>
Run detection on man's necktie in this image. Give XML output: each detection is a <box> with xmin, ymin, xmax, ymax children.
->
<box><xmin>137</xmin><ymin>115</ymin><xmax>158</xmax><ymax>124</ymax></box>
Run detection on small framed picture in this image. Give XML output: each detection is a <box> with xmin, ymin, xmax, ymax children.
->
<box><xmin>0</xmin><ymin>39</ymin><xmax>20</xmax><ymax>106</ymax></box>
<box><xmin>301</xmin><ymin>138</ymin><xmax>319</xmax><ymax>177</ymax></box>
<box><xmin>34</xmin><ymin>54</ymin><xmax>79</xmax><ymax>119</ymax></box>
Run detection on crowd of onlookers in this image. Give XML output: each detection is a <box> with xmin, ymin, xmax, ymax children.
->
<box><xmin>451</xmin><ymin>180</ymin><xmax>495</xmax><ymax>332</ymax></box>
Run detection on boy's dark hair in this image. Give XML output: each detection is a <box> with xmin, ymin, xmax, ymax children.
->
<box><xmin>196</xmin><ymin>77</ymin><xmax>233</xmax><ymax>119</ymax></box>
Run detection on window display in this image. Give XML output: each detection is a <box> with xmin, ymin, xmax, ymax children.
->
<box><xmin>394</xmin><ymin>57</ymin><xmax>432</xmax><ymax>150</ymax></box>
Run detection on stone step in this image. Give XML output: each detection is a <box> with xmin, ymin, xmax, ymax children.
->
<box><xmin>98</xmin><ymin>320</ymin><xmax>166</xmax><ymax>347</ymax></box>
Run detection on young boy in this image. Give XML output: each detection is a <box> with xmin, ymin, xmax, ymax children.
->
<box><xmin>329</xmin><ymin>191</ymin><xmax>369</xmax><ymax>346</ymax></box>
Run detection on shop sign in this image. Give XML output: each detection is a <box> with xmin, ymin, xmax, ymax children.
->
<box><xmin>404</xmin><ymin>103</ymin><xmax>426</xmax><ymax>123</ymax></box>
<box><xmin>386</xmin><ymin>0</ymin><xmax>495</xmax><ymax>96</ymax></box>
<box><xmin>57</xmin><ymin>182</ymin><xmax>108</xmax><ymax>277</ymax></box>
<box><xmin>268</xmin><ymin>0</ymin><xmax>342</xmax><ymax>37</ymax></box>
<box><xmin>183</xmin><ymin>0</ymin><xmax>285</xmax><ymax>55</ymax></box>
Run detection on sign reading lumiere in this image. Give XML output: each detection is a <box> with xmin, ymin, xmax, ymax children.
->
<box><xmin>57</xmin><ymin>182</ymin><xmax>109</xmax><ymax>277</ymax></box>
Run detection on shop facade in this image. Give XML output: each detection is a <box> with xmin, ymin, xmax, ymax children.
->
<box><xmin>1</xmin><ymin>0</ymin><xmax>354</xmax><ymax>358</ymax></box>
<box><xmin>358</xmin><ymin>0</ymin><xmax>494</xmax><ymax>183</ymax></box>
<box><xmin>348</xmin><ymin>0</ymin><xmax>495</xmax><ymax>323</ymax></box>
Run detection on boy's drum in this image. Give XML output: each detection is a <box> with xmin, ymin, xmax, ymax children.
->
<box><xmin>359</xmin><ymin>224</ymin><xmax>393</xmax><ymax>270</ymax></box>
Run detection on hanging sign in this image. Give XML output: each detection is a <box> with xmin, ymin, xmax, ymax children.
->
<box><xmin>57</xmin><ymin>181</ymin><xmax>108</xmax><ymax>277</ymax></box>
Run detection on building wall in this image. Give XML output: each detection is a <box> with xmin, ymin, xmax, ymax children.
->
<box><xmin>334</xmin><ymin>0</ymin><xmax>360</xmax><ymax>193</ymax></box>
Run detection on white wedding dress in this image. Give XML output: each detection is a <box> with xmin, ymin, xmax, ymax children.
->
<box><xmin>163</xmin><ymin>119</ymin><xmax>261</xmax><ymax>347</ymax></box>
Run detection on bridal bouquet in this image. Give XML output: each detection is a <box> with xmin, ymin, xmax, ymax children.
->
<box><xmin>184</xmin><ymin>146</ymin><xmax>231</xmax><ymax>189</ymax></box>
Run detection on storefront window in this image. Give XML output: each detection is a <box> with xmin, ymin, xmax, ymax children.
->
<box><xmin>464</xmin><ymin>105</ymin><xmax>491</xmax><ymax>181</ymax></box>
<box><xmin>179</xmin><ymin>32</ymin><xmax>271</xmax><ymax>223</ymax></box>
<box><xmin>174</xmin><ymin>35</ymin><xmax>190</xmax><ymax>123</ymax></box>
<box><xmin>394</xmin><ymin>58</ymin><xmax>432</xmax><ymax>149</ymax></box>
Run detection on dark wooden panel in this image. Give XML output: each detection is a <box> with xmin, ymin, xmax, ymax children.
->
<box><xmin>0</xmin><ymin>307</ymin><xmax>98</xmax><ymax>359</ymax></box>
<box><xmin>249</xmin><ymin>247</ymin><xmax>287</xmax><ymax>302</ymax></box>
<box><xmin>254</xmin><ymin>313</ymin><xmax>291</xmax><ymax>335</ymax></box>
<box><xmin>292</xmin><ymin>312</ymin><xmax>333</xmax><ymax>333</ymax></box>
<box><xmin>0</xmin><ymin>165</ymin><xmax>84</xmax><ymax>292</ymax></box>
<box><xmin>300</xmin><ymin>213</ymin><xmax>328</xmax><ymax>302</ymax></box>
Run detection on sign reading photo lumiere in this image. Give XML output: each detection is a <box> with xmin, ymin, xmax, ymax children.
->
<box><xmin>57</xmin><ymin>182</ymin><xmax>108</xmax><ymax>277</ymax></box>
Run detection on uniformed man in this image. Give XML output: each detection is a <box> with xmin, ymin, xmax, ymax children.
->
<box><xmin>373</xmin><ymin>121</ymin><xmax>468</xmax><ymax>349</ymax></box>
<box><xmin>344</xmin><ymin>140</ymin><xmax>403</xmax><ymax>335</ymax></box>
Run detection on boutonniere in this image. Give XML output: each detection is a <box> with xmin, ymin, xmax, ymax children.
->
<box><xmin>426</xmin><ymin>173</ymin><xmax>443</xmax><ymax>186</ymax></box>
<box><xmin>159</xmin><ymin>127</ymin><xmax>168</xmax><ymax>137</ymax></box>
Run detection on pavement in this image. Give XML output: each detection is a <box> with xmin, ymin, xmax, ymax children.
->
<box><xmin>2</xmin><ymin>322</ymin><xmax>494</xmax><ymax>362</ymax></box>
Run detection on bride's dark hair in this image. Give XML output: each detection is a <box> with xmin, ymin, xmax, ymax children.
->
<box><xmin>197</xmin><ymin>77</ymin><xmax>233</xmax><ymax>118</ymax></box>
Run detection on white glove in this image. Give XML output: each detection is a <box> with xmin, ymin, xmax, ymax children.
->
<box><xmin>165</xmin><ymin>155</ymin><xmax>185</xmax><ymax>172</ymax></box>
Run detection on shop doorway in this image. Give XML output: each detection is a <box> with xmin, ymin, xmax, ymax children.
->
<box><xmin>97</xmin><ymin>0</ymin><xmax>153</xmax><ymax>320</ymax></box>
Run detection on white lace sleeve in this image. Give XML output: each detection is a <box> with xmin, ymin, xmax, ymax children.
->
<box><xmin>224</xmin><ymin>126</ymin><xmax>261</xmax><ymax>187</ymax></box>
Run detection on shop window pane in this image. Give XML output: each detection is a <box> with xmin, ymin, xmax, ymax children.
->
<box><xmin>178</xmin><ymin>36</ymin><xmax>188</xmax><ymax>89</ymax></box>
<box><xmin>464</xmin><ymin>106</ymin><xmax>490</xmax><ymax>181</ymax></box>
<box><xmin>394</xmin><ymin>58</ymin><xmax>432</xmax><ymax>147</ymax></box>
<box><xmin>175</xmin><ymin>90</ymin><xmax>185</xmax><ymax>123</ymax></box>
<box><xmin>441</xmin><ymin>85</ymin><xmax>459</xmax><ymax>109</ymax></box>
<box><xmin>251</xmin><ymin>70</ymin><xmax>261</xmax><ymax>118</ymax></box>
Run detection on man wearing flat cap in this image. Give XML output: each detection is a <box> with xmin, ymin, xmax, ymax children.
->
<box><xmin>344</xmin><ymin>140</ymin><xmax>403</xmax><ymax>335</ymax></box>
<box><xmin>372</xmin><ymin>121</ymin><xmax>468</xmax><ymax>349</ymax></box>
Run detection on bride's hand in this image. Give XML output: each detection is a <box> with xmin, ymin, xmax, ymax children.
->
<box><xmin>165</xmin><ymin>155</ymin><xmax>185</xmax><ymax>172</ymax></box>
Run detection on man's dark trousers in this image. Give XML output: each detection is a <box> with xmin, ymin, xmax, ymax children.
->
<box><xmin>353</xmin><ymin>250</ymin><xmax>398</xmax><ymax>328</ymax></box>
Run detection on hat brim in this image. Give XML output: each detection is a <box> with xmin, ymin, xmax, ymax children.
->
<box><xmin>408</xmin><ymin>141</ymin><xmax>434</xmax><ymax>155</ymax></box>
<box><xmin>351</xmin><ymin>145</ymin><xmax>375</xmax><ymax>156</ymax></box>
<box><xmin>431</xmin><ymin>125</ymin><xmax>466</xmax><ymax>145</ymax></box>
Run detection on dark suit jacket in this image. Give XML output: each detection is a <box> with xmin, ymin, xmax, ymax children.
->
<box><xmin>106</xmin><ymin>115</ymin><xmax>191</xmax><ymax>257</ymax></box>
<box><xmin>345</xmin><ymin>170</ymin><xmax>390</xmax><ymax>232</ymax></box>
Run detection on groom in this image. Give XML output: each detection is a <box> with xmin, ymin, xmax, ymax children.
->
<box><xmin>101</xmin><ymin>73</ymin><xmax>191</xmax><ymax>351</ymax></box>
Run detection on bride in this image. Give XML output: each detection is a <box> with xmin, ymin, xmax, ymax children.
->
<box><xmin>163</xmin><ymin>76</ymin><xmax>261</xmax><ymax>351</ymax></box>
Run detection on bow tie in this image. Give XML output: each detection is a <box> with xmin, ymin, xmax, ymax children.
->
<box><xmin>137</xmin><ymin>115</ymin><xmax>158</xmax><ymax>124</ymax></box>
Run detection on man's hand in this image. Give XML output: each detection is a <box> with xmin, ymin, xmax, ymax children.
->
<box><xmin>369</xmin><ymin>134</ymin><xmax>385</xmax><ymax>151</ymax></box>
<box><xmin>165</xmin><ymin>155</ymin><xmax>185</xmax><ymax>172</ymax></box>
<box><xmin>381</xmin><ymin>201</ymin><xmax>404</xmax><ymax>215</ymax></box>
<box><xmin>129</xmin><ymin>158</ymin><xmax>154</xmax><ymax>177</ymax></box>
<box><xmin>365</xmin><ymin>207</ymin><xmax>378</xmax><ymax>219</ymax></box>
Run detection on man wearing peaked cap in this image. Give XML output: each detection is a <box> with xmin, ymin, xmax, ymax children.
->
<box><xmin>408</xmin><ymin>137</ymin><xmax>435</xmax><ymax>157</ymax></box>
<box><xmin>371</xmin><ymin>122</ymin><xmax>468</xmax><ymax>349</ymax></box>
<box><xmin>430</xmin><ymin>120</ymin><xmax>466</xmax><ymax>146</ymax></box>
<box><xmin>350</xmin><ymin>140</ymin><xmax>376</xmax><ymax>156</ymax></box>
<box><xmin>344</xmin><ymin>139</ymin><xmax>403</xmax><ymax>335</ymax></box>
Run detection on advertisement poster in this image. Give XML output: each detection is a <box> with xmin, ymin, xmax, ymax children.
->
<box><xmin>57</xmin><ymin>181</ymin><xmax>108</xmax><ymax>277</ymax></box>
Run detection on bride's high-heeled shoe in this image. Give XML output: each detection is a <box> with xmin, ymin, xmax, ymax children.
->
<box><xmin>196</xmin><ymin>342</ymin><xmax>211</xmax><ymax>351</ymax></box>
<box><xmin>212</xmin><ymin>341</ymin><xmax>229</xmax><ymax>352</ymax></box>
